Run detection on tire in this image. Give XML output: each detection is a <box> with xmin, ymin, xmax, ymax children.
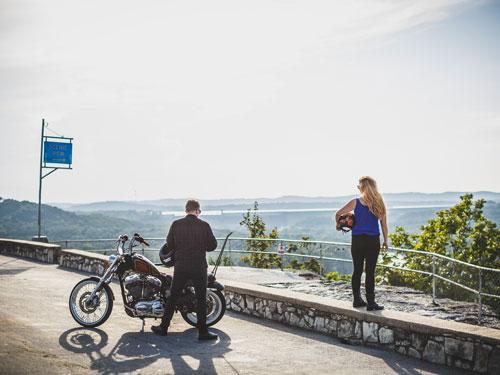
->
<box><xmin>181</xmin><ymin>289</ymin><xmax>226</xmax><ymax>327</ymax></box>
<box><xmin>69</xmin><ymin>278</ymin><xmax>113</xmax><ymax>328</ymax></box>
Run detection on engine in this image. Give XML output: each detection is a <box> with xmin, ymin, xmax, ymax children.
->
<box><xmin>124</xmin><ymin>273</ymin><xmax>162</xmax><ymax>301</ymax></box>
<box><xmin>124</xmin><ymin>273</ymin><xmax>164</xmax><ymax>317</ymax></box>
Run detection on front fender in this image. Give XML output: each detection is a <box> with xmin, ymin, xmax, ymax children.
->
<box><xmin>89</xmin><ymin>276</ymin><xmax>115</xmax><ymax>300</ymax></box>
<box><xmin>208</xmin><ymin>280</ymin><xmax>224</xmax><ymax>291</ymax></box>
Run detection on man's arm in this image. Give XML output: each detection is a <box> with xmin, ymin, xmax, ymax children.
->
<box><xmin>205</xmin><ymin>224</ymin><xmax>218</xmax><ymax>252</ymax></box>
<box><xmin>161</xmin><ymin>222</ymin><xmax>176</xmax><ymax>256</ymax></box>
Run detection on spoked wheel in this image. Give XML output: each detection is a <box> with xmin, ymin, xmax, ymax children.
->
<box><xmin>69</xmin><ymin>278</ymin><xmax>113</xmax><ymax>328</ymax></box>
<box><xmin>181</xmin><ymin>289</ymin><xmax>226</xmax><ymax>327</ymax></box>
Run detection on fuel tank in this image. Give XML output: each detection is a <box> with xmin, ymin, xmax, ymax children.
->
<box><xmin>131</xmin><ymin>253</ymin><xmax>162</xmax><ymax>277</ymax></box>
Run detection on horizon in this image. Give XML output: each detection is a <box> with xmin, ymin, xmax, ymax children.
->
<box><xmin>2</xmin><ymin>190</ymin><xmax>499</xmax><ymax>206</ymax></box>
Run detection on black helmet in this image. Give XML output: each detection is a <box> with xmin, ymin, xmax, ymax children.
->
<box><xmin>159</xmin><ymin>243</ymin><xmax>175</xmax><ymax>267</ymax></box>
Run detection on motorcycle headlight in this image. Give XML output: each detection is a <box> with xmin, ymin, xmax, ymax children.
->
<box><xmin>108</xmin><ymin>255</ymin><xmax>117</xmax><ymax>264</ymax></box>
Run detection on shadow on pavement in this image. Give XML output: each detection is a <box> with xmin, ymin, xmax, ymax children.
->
<box><xmin>59</xmin><ymin>326</ymin><xmax>231</xmax><ymax>374</ymax></box>
<box><xmin>226</xmin><ymin>311</ymin><xmax>466</xmax><ymax>375</ymax></box>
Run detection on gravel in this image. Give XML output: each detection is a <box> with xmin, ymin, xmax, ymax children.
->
<box><xmin>262</xmin><ymin>279</ymin><xmax>500</xmax><ymax>330</ymax></box>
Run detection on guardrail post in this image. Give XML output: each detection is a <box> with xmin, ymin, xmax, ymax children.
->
<box><xmin>432</xmin><ymin>255</ymin><xmax>436</xmax><ymax>305</ymax></box>
<box><xmin>478</xmin><ymin>268</ymin><xmax>483</xmax><ymax>324</ymax></box>
<box><xmin>319</xmin><ymin>244</ymin><xmax>324</xmax><ymax>276</ymax></box>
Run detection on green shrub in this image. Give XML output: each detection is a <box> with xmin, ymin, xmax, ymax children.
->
<box><xmin>301</xmin><ymin>258</ymin><xmax>321</xmax><ymax>274</ymax></box>
<box><xmin>324</xmin><ymin>271</ymin><xmax>351</xmax><ymax>282</ymax></box>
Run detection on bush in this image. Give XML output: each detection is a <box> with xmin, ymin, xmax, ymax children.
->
<box><xmin>302</xmin><ymin>258</ymin><xmax>321</xmax><ymax>274</ymax></box>
<box><xmin>286</xmin><ymin>259</ymin><xmax>302</xmax><ymax>270</ymax></box>
<box><xmin>324</xmin><ymin>271</ymin><xmax>351</xmax><ymax>282</ymax></box>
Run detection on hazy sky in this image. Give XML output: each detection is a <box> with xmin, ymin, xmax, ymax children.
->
<box><xmin>1</xmin><ymin>0</ymin><xmax>499</xmax><ymax>203</ymax></box>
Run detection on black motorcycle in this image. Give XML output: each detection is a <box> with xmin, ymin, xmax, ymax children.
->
<box><xmin>69</xmin><ymin>232</ymin><xmax>232</xmax><ymax>329</ymax></box>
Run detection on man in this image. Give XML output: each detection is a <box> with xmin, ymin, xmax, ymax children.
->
<box><xmin>152</xmin><ymin>199</ymin><xmax>218</xmax><ymax>340</ymax></box>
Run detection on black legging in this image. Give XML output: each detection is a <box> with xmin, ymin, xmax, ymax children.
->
<box><xmin>162</xmin><ymin>268</ymin><xmax>208</xmax><ymax>332</ymax></box>
<box><xmin>351</xmin><ymin>234</ymin><xmax>380</xmax><ymax>302</ymax></box>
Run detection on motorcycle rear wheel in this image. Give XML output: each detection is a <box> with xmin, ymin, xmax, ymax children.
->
<box><xmin>181</xmin><ymin>289</ymin><xmax>226</xmax><ymax>327</ymax></box>
<box><xmin>69</xmin><ymin>278</ymin><xmax>113</xmax><ymax>328</ymax></box>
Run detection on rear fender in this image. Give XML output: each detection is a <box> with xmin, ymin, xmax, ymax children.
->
<box><xmin>208</xmin><ymin>280</ymin><xmax>224</xmax><ymax>291</ymax></box>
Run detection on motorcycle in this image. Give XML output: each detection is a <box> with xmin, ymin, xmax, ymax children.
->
<box><xmin>69</xmin><ymin>232</ymin><xmax>232</xmax><ymax>329</ymax></box>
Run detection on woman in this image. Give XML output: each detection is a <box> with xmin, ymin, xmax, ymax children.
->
<box><xmin>335</xmin><ymin>176</ymin><xmax>388</xmax><ymax>311</ymax></box>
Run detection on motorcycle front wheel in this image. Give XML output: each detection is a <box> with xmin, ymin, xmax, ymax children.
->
<box><xmin>181</xmin><ymin>289</ymin><xmax>226</xmax><ymax>327</ymax></box>
<box><xmin>69</xmin><ymin>278</ymin><xmax>113</xmax><ymax>328</ymax></box>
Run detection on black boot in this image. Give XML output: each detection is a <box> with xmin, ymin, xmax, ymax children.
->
<box><xmin>198</xmin><ymin>329</ymin><xmax>218</xmax><ymax>341</ymax></box>
<box><xmin>366</xmin><ymin>294</ymin><xmax>384</xmax><ymax>311</ymax></box>
<box><xmin>151</xmin><ymin>322</ymin><xmax>169</xmax><ymax>336</ymax></box>
<box><xmin>352</xmin><ymin>293</ymin><xmax>367</xmax><ymax>308</ymax></box>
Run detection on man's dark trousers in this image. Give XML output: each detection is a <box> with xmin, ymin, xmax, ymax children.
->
<box><xmin>162</xmin><ymin>268</ymin><xmax>208</xmax><ymax>332</ymax></box>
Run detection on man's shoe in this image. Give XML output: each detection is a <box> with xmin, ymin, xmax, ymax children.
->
<box><xmin>353</xmin><ymin>297</ymin><xmax>367</xmax><ymax>308</ymax></box>
<box><xmin>151</xmin><ymin>325</ymin><xmax>168</xmax><ymax>336</ymax></box>
<box><xmin>366</xmin><ymin>302</ymin><xmax>384</xmax><ymax>311</ymax></box>
<box><xmin>198</xmin><ymin>331</ymin><xmax>218</xmax><ymax>341</ymax></box>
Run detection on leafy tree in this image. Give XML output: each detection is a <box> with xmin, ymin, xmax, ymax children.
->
<box><xmin>240</xmin><ymin>202</ymin><xmax>281</xmax><ymax>269</ymax></box>
<box><xmin>379</xmin><ymin>194</ymin><xmax>500</xmax><ymax>310</ymax></box>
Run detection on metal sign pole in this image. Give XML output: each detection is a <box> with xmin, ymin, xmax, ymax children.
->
<box><xmin>37</xmin><ymin>119</ymin><xmax>45</xmax><ymax>239</ymax></box>
<box><xmin>36</xmin><ymin>119</ymin><xmax>73</xmax><ymax>241</ymax></box>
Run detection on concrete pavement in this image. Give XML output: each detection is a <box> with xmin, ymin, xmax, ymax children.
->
<box><xmin>0</xmin><ymin>255</ymin><xmax>471</xmax><ymax>374</ymax></box>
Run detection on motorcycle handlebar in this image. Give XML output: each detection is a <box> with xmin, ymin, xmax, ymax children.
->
<box><xmin>118</xmin><ymin>234</ymin><xmax>128</xmax><ymax>242</ymax></box>
<box><xmin>133</xmin><ymin>233</ymin><xmax>149</xmax><ymax>247</ymax></box>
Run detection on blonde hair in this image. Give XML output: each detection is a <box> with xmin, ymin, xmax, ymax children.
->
<box><xmin>358</xmin><ymin>176</ymin><xmax>386</xmax><ymax>219</ymax></box>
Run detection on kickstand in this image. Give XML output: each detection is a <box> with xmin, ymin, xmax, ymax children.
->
<box><xmin>140</xmin><ymin>318</ymin><xmax>145</xmax><ymax>333</ymax></box>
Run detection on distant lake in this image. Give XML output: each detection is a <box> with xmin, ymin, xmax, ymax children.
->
<box><xmin>161</xmin><ymin>205</ymin><xmax>452</xmax><ymax>217</ymax></box>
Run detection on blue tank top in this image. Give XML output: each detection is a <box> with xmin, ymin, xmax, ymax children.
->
<box><xmin>352</xmin><ymin>198</ymin><xmax>380</xmax><ymax>236</ymax></box>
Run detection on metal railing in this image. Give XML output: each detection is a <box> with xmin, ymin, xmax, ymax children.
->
<box><xmin>53</xmin><ymin>236</ymin><xmax>500</xmax><ymax>322</ymax></box>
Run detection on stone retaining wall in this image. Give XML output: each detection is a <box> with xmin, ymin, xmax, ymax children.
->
<box><xmin>224</xmin><ymin>282</ymin><xmax>500</xmax><ymax>374</ymax></box>
<box><xmin>1</xmin><ymin>239</ymin><xmax>499</xmax><ymax>374</ymax></box>
<box><xmin>58</xmin><ymin>249</ymin><xmax>109</xmax><ymax>276</ymax></box>
<box><xmin>0</xmin><ymin>238</ymin><xmax>61</xmax><ymax>263</ymax></box>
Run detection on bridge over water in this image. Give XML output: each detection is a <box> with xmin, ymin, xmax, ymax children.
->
<box><xmin>0</xmin><ymin>254</ymin><xmax>470</xmax><ymax>375</ymax></box>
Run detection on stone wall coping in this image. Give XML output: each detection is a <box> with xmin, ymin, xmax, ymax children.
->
<box><xmin>60</xmin><ymin>249</ymin><xmax>109</xmax><ymax>261</ymax></box>
<box><xmin>223</xmin><ymin>280</ymin><xmax>500</xmax><ymax>345</ymax></box>
<box><xmin>0</xmin><ymin>238</ymin><xmax>61</xmax><ymax>249</ymax></box>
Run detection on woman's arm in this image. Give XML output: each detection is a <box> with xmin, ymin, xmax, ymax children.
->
<box><xmin>335</xmin><ymin>199</ymin><xmax>356</xmax><ymax>222</ymax></box>
<box><xmin>380</xmin><ymin>214</ymin><xmax>389</xmax><ymax>251</ymax></box>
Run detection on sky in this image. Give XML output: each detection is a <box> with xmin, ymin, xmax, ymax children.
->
<box><xmin>1</xmin><ymin>0</ymin><xmax>499</xmax><ymax>203</ymax></box>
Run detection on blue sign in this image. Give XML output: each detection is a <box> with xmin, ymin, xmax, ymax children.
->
<box><xmin>44</xmin><ymin>141</ymin><xmax>73</xmax><ymax>165</ymax></box>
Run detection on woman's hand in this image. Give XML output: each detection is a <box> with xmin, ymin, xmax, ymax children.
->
<box><xmin>381</xmin><ymin>241</ymin><xmax>388</xmax><ymax>253</ymax></box>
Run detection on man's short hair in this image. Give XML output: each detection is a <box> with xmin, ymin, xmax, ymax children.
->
<box><xmin>185</xmin><ymin>199</ymin><xmax>200</xmax><ymax>212</ymax></box>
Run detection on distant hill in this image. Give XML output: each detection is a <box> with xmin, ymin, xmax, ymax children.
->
<box><xmin>51</xmin><ymin>191</ymin><xmax>500</xmax><ymax>212</ymax></box>
<box><xmin>2</xmin><ymin>193</ymin><xmax>499</xmax><ymax>243</ymax></box>
<box><xmin>0</xmin><ymin>199</ymin><xmax>163</xmax><ymax>241</ymax></box>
